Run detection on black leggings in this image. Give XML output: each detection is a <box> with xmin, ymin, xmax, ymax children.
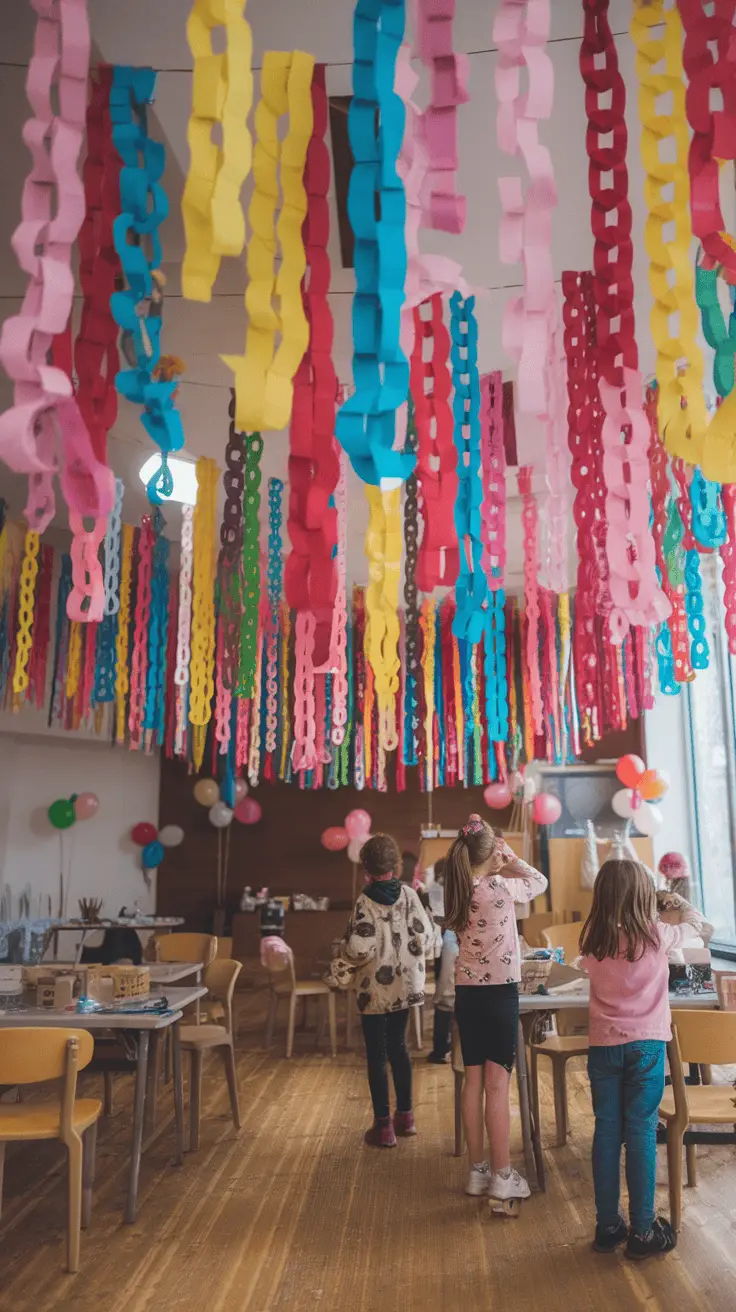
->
<box><xmin>361</xmin><ymin>1010</ymin><xmax>412</xmax><ymax>1120</ymax></box>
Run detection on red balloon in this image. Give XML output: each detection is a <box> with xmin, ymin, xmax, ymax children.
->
<box><xmin>234</xmin><ymin>797</ymin><xmax>262</xmax><ymax>825</ymax></box>
<box><xmin>616</xmin><ymin>754</ymin><xmax>646</xmax><ymax>789</ymax></box>
<box><xmin>532</xmin><ymin>793</ymin><xmax>562</xmax><ymax>827</ymax></box>
<box><xmin>484</xmin><ymin>782</ymin><xmax>512</xmax><ymax>810</ymax></box>
<box><xmin>321</xmin><ymin>826</ymin><xmax>349</xmax><ymax>852</ymax></box>
<box><xmin>131</xmin><ymin>822</ymin><xmax>158</xmax><ymax>846</ymax></box>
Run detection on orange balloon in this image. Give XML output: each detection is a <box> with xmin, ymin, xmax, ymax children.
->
<box><xmin>616</xmin><ymin>754</ymin><xmax>645</xmax><ymax>788</ymax></box>
<box><xmin>639</xmin><ymin>770</ymin><xmax>668</xmax><ymax>802</ymax></box>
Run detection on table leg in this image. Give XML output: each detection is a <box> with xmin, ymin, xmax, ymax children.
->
<box><xmin>144</xmin><ymin>1031</ymin><xmax>160</xmax><ymax>1136</ymax></box>
<box><xmin>516</xmin><ymin>1017</ymin><xmax>544</xmax><ymax>1193</ymax></box>
<box><xmin>125</xmin><ymin>1031</ymin><xmax>150</xmax><ymax>1224</ymax></box>
<box><xmin>74</xmin><ymin>929</ymin><xmax>88</xmax><ymax>967</ymax></box>
<box><xmin>171</xmin><ymin>1021</ymin><xmax>184</xmax><ymax>1166</ymax></box>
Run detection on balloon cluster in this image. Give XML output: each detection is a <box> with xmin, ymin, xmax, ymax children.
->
<box><xmin>47</xmin><ymin>792</ymin><xmax>99</xmax><ymax>830</ymax></box>
<box><xmin>612</xmin><ymin>755</ymin><xmax>669</xmax><ymax>837</ymax></box>
<box><xmin>131</xmin><ymin>821</ymin><xmax>184</xmax><ymax>872</ymax></box>
<box><xmin>192</xmin><ymin>777</ymin><xmax>262</xmax><ymax>828</ymax></box>
<box><xmin>321</xmin><ymin>809</ymin><xmax>372</xmax><ymax>863</ymax></box>
<box><xmin>483</xmin><ymin>773</ymin><xmax>561</xmax><ymax>827</ymax></box>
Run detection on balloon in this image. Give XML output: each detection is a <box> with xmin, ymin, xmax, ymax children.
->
<box><xmin>234</xmin><ymin>796</ymin><xmax>262</xmax><ymax>825</ymax></box>
<box><xmin>209</xmin><ymin>801</ymin><xmax>233</xmax><ymax>829</ymax></box>
<box><xmin>131</xmin><ymin>821</ymin><xmax>158</xmax><ymax>846</ymax></box>
<box><xmin>193</xmin><ymin>778</ymin><xmax>220</xmax><ymax>807</ymax></box>
<box><xmin>142</xmin><ymin>839</ymin><xmax>165</xmax><ymax>869</ymax></box>
<box><xmin>48</xmin><ymin>799</ymin><xmax>76</xmax><ymax>830</ymax></box>
<box><xmin>158</xmin><ymin>824</ymin><xmax>184</xmax><ymax>848</ymax></box>
<box><xmin>639</xmin><ymin>769</ymin><xmax>669</xmax><ymax>802</ymax></box>
<box><xmin>611</xmin><ymin>789</ymin><xmax>635</xmax><ymax>819</ymax></box>
<box><xmin>345</xmin><ymin>808</ymin><xmax>372</xmax><ymax>840</ymax></box>
<box><xmin>532</xmin><ymin>793</ymin><xmax>562</xmax><ymax>826</ymax></box>
<box><xmin>234</xmin><ymin>779</ymin><xmax>248</xmax><ymax>803</ymax></box>
<box><xmin>74</xmin><ymin>792</ymin><xmax>99</xmax><ymax>822</ymax></box>
<box><xmin>321</xmin><ymin>826</ymin><xmax>349</xmax><ymax>852</ymax></box>
<box><xmin>616</xmin><ymin>754</ymin><xmax>646</xmax><ymax>788</ymax></box>
<box><xmin>484</xmin><ymin>782</ymin><xmax>512</xmax><ymax>810</ymax></box>
<box><xmin>523</xmin><ymin>775</ymin><xmax>537</xmax><ymax>802</ymax></box>
<box><xmin>633</xmin><ymin>803</ymin><xmax>664</xmax><ymax>837</ymax></box>
<box><xmin>347</xmin><ymin>836</ymin><xmax>367</xmax><ymax>864</ymax></box>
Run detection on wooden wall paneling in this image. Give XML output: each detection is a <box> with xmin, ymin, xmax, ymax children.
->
<box><xmin>546</xmin><ymin>836</ymin><xmax>655</xmax><ymax>915</ymax></box>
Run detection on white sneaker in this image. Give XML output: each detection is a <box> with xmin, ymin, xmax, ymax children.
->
<box><xmin>465</xmin><ymin>1162</ymin><xmax>491</xmax><ymax>1196</ymax></box>
<box><xmin>488</xmin><ymin>1168</ymin><xmax>531</xmax><ymax>1202</ymax></box>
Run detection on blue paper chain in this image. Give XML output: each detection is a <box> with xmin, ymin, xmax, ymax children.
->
<box><xmin>691</xmin><ymin>469</ymin><xmax>727</xmax><ymax>550</ymax></box>
<box><xmin>450</xmin><ymin>293</ymin><xmax>486</xmax><ymax>645</ymax></box>
<box><xmin>655</xmin><ymin>617</ymin><xmax>680</xmax><ymax>696</ymax></box>
<box><xmin>684</xmin><ymin>548</ymin><xmax>709</xmax><ymax>670</ymax></box>
<box><xmin>336</xmin><ymin>0</ymin><xmax>413</xmax><ymax>486</ymax></box>
<box><xmin>110</xmin><ymin>67</ymin><xmax>184</xmax><ymax>504</ymax></box>
<box><xmin>143</xmin><ymin>512</ymin><xmax>170</xmax><ymax>737</ymax></box>
<box><xmin>93</xmin><ymin>615</ymin><xmax>118</xmax><ymax>704</ymax></box>
<box><xmin>49</xmin><ymin>556</ymin><xmax>73</xmax><ymax>727</ymax></box>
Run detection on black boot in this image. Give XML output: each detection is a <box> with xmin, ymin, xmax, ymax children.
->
<box><xmin>427</xmin><ymin>1007</ymin><xmax>452</xmax><ymax>1063</ymax></box>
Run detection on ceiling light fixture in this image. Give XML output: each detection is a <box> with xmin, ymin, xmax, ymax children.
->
<box><xmin>138</xmin><ymin>455</ymin><xmax>198</xmax><ymax>506</ymax></box>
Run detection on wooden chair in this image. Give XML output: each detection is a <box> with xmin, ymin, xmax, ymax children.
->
<box><xmin>264</xmin><ymin>944</ymin><xmax>337</xmax><ymax>1058</ymax></box>
<box><xmin>659</xmin><ymin>1009</ymin><xmax>736</xmax><ymax>1231</ymax></box>
<box><xmin>529</xmin><ymin>922</ymin><xmax>589</xmax><ymax>1147</ymax></box>
<box><xmin>0</xmin><ymin>1028</ymin><xmax>101</xmax><ymax>1272</ymax></box>
<box><xmin>151</xmin><ymin>932</ymin><xmax>218</xmax><ymax>968</ymax></box>
<box><xmin>179</xmin><ymin>959</ymin><xmax>242</xmax><ymax>1152</ymax></box>
<box><xmin>520</xmin><ymin>911</ymin><xmax>573</xmax><ymax>949</ymax></box>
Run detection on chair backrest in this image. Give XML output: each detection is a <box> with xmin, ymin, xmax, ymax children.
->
<box><xmin>154</xmin><ymin>933</ymin><xmax>218</xmax><ymax>967</ymax></box>
<box><xmin>521</xmin><ymin>911</ymin><xmax>573</xmax><ymax>948</ymax></box>
<box><xmin>671</xmin><ymin>1008</ymin><xmax>736</xmax><ymax>1066</ymax></box>
<box><xmin>542</xmin><ymin>921</ymin><xmax>584</xmax><ymax>963</ymax></box>
<box><xmin>0</xmin><ymin>1027</ymin><xmax>94</xmax><ymax>1084</ymax></box>
<box><xmin>261</xmin><ymin>937</ymin><xmax>296</xmax><ymax>991</ymax></box>
<box><xmin>203</xmin><ymin>959</ymin><xmax>242</xmax><ymax>1036</ymax></box>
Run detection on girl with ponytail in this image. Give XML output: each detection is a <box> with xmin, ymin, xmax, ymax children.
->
<box><xmin>447</xmin><ymin>815</ymin><xmax>547</xmax><ymax>1206</ymax></box>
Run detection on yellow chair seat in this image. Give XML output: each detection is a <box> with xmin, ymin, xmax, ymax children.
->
<box><xmin>532</xmin><ymin>1034</ymin><xmax>589</xmax><ymax>1056</ymax></box>
<box><xmin>274</xmin><ymin>979</ymin><xmax>331</xmax><ymax>997</ymax></box>
<box><xmin>0</xmin><ymin>1098</ymin><xmax>102</xmax><ymax>1141</ymax></box>
<box><xmin>179</xmin><ymin>1024</ymin><xmax>229</xmax><ymax>1050</ymax></box>
<box><xmin>659</xmin><ymin>1086</ymin><xmax>736</xmax><ymax>1123</ymax></box>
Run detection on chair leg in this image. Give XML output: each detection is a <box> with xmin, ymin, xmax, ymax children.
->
<box><xmin>666</xmin><ymin>1128</ymin><xmax>685</xmax><ymax>1232</ymax></box>
<box><xmin>221</xmin><ymin>1042</ymin><xmax>241</xmax><ymax>1132</ymax></box>
<box><xmin>189</xmin><ymin>1049</ymin><xmax>204</xmax><ymax>1152</ymax></box>
<box><xmin>551</xmin><ymin>1056</ymin><xmax>568</xmax><ymax>1148</ymax></box>
<box><xmin>412</xmin><ymin>1006</ymin><xmax>423</xmax><ymax>1051</ymax></box>
<box><xmin>286</xmin><ymin>994</ymin><xmax>298</xmax><ymax>1058</ymax></box>
<box><xmin>0</xmin><ymin>1142</ymin><xmax>5</xmax><ymax>1221</ymax></box>
<box><xmin>66</xmin><ymin>1133</ymin><xmax>84</xmax><ymax>1274</ymax></box>
<box><xmin>686</xmin><ymin>1140</ymin><xmax>697</xmax><ymax>1188</ymax></box>
<box><xmin>454</xmin><ymin>1071</ymin><xmax>464</xmax><ymax>1157</ymax></box>
<box><xmin>328</xmin><ymin>992</ymin><xmax>337</xmax><ymax>1058</ymax></box>
<box><xmin>265</xmin><ymin>994</ymin><xmax>278</xmax><ymax>1049</ymax></box>
<box><xmin>103</xmin><ymin>1072</ymin><xmax>114</xmax><ymax>1117</ymax></box>
<box><xmin>81</xmin><ymin>1120</ymin><xmax>98</xmax><ymax>1229</ymax></box>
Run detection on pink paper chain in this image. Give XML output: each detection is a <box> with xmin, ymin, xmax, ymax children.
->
<box><xmin>67</xmin><ymin>511</ymin><xmax>105</xmax><ymax>622</ymax></box>
<box><xmin>542</xmin><ymin>311</ymin><xmax>570</xmax><ymax>594</ymax></box>
<box><xmin>412</xmin><ymin>0</ymin><xmax>469</xmax><ymax>235</ymax></box>
<box><xmin>480</xmin><ymin>372</ymin><xmax>506</xmax><ymax>586</ymax></box>
<box><xmin>518</xmin><ymin>467</ymin><xmax>543</xmax><ymax>735</ymax></box>
<box><xmin>292</xmin><ymin>610</ymin><xmax>317</xmax><ymax>774</ymax></box>
<box><xmin>0</xmin><ymin>0</ymin><xmax>114</xmax><ymax>533</ymax></box>
<box><xmin>174</xmin><ymin>504</ymin><xmax>193</xmax><ymax>757</ymax></box>
<box><xmin>128</xmin><ymin>517</ymin><xmax>154</xmax><ymax>750</ymax></box>
<box><xmin>721</xmin><ymin>485</ymin><xmax>736</xmax><ymax>655</ymax></box>
<box><xmin>330</xmin><ymin>453</ymin><xmax>349</xmax><ymax>746</ymax></box>
<box><xmin>214</xmin><ymin>616</ymin><xmax>232</xmax><ymax>755</ymax></box>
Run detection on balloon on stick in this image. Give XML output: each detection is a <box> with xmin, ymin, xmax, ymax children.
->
<box><xmin>209</xmin><ymin>802</ymin><xmax>233</xmax><ymax>829</ymax></box>
<box><xmin>234</xmin><ymin>796</ymin><xmax>262</xmax><ymax>825</ymax></box>
<box><xmin>347</xmin><ymin>836</ymin><xmax>367</xmax><ymax>865</ymax></box>
<box><xmin>48</xmin><ymin>799</ymin><xmax>76</xmax><ymax>830</ymax></box>
<box><xmin>321</xmin><ymin>826</ymin><xmax>349</xmax><ymax>852</ymax></box>
<box><xmin>158</xmin><ymin>824</ymin><xmax>184</xmax><ymax>848</ymax></box>
<box><xmin>74</xmin><ymin>792</ymin><xmax>99</xmax><ymax>822</ymax></box>
<box><xmin>193</xmin><ymin>778</ymin><xmax>220</xmax><ymax>807</ymax></box>
<box><xmin>484</xmin><ymin>782</ymin><xmax>512</xmax><ymax>810</ymax></box>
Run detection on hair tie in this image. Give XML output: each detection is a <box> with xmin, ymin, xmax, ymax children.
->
<box><xmin>459</xmin><ymin>818</ymin><xmax>485</xmax><ymax>840</ymax></box>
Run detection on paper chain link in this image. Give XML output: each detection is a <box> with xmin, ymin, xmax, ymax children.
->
<box><xmin>518</xmin><ymin>467</ymin><xmax>543</xmax><ymax>737</ymax></box>
<box><xmin>646</xmin><ymin>387</ymin><xmax>692</xmax><ymax>685</ymax></box>
<box><xmin>292</xmin><ymin>610</ymin><xmax>317</xmax><ymax>773</ymax></box>
<box><xmin>419</xmin><ymin>597</ymin><xmax>437</xmax><ymax>792</ymax></box>
<box><xmin>12</xmin><ymin>530</ymin><xmax>40</xmax><ymax>696</ymax></box>
<box><xmin>128</xmin><ymin>516</ymin><xmax>154</xmax><ymax>748</ymax></box>
<box><xmin>411</xmin><ymin>295</ymin><xmax>459</xmax><ymax>590</ymax></box>
<box><xmin>402</xmin><ymin>399</ymin><xmax>419</xmax><ymax>766</ymax></box>
<box><xmin>450</xmin><ymin>293</ymin><xmax>486</xmax><ymax>645</ymax></box>
<box><xmin>103</xmin><ymin>479</ymin><xmax>124</xmax><ymax>616</ymax></box>
<box><xmin>114</xmin><ymin>523</ymin><xmax>134</xmax><ymax>741</ymax></box>
<box><xmin>144</xmin><ymin>513</ymin><xmax>170</xmax><ymax>739</ymax></box>
<box><xmin>220</xmin><ymin>394</ymin><xmax>245</xmax><ymax>690</ymax></box>
<box><xmin>330</xmin><ymin>454</ymin><xmax>349</xmax><ymax>747</ymax></box>
<box><xmin>67</xmin><ymin>512</ymin><xmax>105</xmax><ymax>623</ymax></box>
<box><xmin>364</xmin><ymin>486</ymin><xmax>402</xmax><ymax>751</ymax></box>
<box><xmin>265</xmin><ymin>478</ymin><xmax>283</xmax><ymax>755</ymax></box>
<box><xmin>236</xmin><ymin>432</ymin><xmax>263</xmax><ymax>699</ymax></box>
<box><xmin>674</xmin><ymin>461</ymin><xmax>709</xmax><ymax>671</ymax></box>
<box><xmin>480</xmin><ymin>372</ymin><xmax>508</xmax><ymax>746</ymax></box>
<box><xmin>189</xmin><ymin>458</ymin><xmax>218</xmax><ymax>749</ymax></box>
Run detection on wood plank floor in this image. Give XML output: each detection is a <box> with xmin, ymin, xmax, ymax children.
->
<box><xmin>1</xmin><ymin>1005</ymin><xmax>735</xmax><ymax>1312</ymax></box>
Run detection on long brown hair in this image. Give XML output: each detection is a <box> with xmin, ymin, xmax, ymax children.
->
<box><xmin>443</xmin><ymin>819</ymin><xmax>496</xmax><ymax>934</ymax></box>
<box><xmin>580</xmin><ymin>859</ymin><xmax>659</xmax><ymax>962</ymax></box>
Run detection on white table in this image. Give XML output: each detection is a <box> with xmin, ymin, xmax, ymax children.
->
<box><xmin>0</xmin><ymin>983</ymin><xmax>205</xmax><ymax>1223</ymax></box>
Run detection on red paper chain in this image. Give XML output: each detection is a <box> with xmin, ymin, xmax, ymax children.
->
<box><xmin>721</xmin><ymin>485</ymin><xmax>736</xmax><ymax>655</ymax></box>
<box><xmin>411</xmin><ymin>295</ymin><xmax>459</xmax><ymax>592</ymax></box>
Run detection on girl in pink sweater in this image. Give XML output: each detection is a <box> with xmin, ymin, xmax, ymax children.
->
<box><xmin>579</xmin><ymin>858</ymin><xmax>696</xmax><ymax>1262</ymax></box>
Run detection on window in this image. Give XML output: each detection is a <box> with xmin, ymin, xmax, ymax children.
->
<box><xmin>686</xmin><ymin>555</ymin><xmax>736</xmax><ymax>950</ymax></box>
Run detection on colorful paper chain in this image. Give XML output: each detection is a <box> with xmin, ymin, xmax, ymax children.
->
<box><xmin>330</xmin><ymin>454</ymin><xmax>349</xmax><ymax>747</ymax></box>
<box><xmin>674</xmin><ymin>461</ymin><xmax>709</xmax><ymax>671</ymax></box>
<box><xmin>450</xmin><ymin>293</ymin><xmax>486</xmax><ymax>645</ymax></box>
<box><xmin>128</xmin><ymin>516</ymin><xmax>154</xmax><ymax>749</ymax></box>
<box><xmin>223</xmin><ymin>51</ymin><xmax>314</xmax><ymax>433</ymax></box>
<box><xmin>364</xmin><ymin>486</ymin><xmax>402</xmax><ymax>751</ymax></box>
<box><xmin>174</xmin><ymin>505</ymin><xmax>194</xmax><ymax>755</ymax></box>
<box><xmin>237</xmin><ymin>432</ymin><xmax>263</xmax><ymax>698</ymax></box>
<box><xmin>411</xmin><ymin>296</ymin><xmax>459</xmax><ymax>590</ymax></box>
<box><xmin>403</xmin><ymin>401</ymin><xmax>419</xmax><ymax>767</ymax></box>
<box><xmin>189</xmin><ymin>458</ymin><xmax>219</xmax><ymax>764</ymax></box>
<box><xmin>182</xmin><ymin>0</ymin><xmax>253</xmax><ymax>302</ymax></box>
<box><xmin>114</xmin><ymin>524</ymin><xmax>134</xmax><ymax>742</ymax></box>
<box><xmin>646</xmin><ymin>388</ymin><xmax>692</xmax><ymax>685</ymax></box>
<box><xmin>12</xmin><ymin>530</ymin><xmax>40</xmax><ymax>697</ymax></box>
<box><xmin>336</xmin><ymin>1</ymin><xmax>413</xmax><ymax>488</ymax></box>
<box><xmin>265</xmin><ymin>478</ymin><xmax>284</xmax><ymax>755</ymax></box>
<box><xmin>480</xmin><ymin>373</ymin><xmax>509</xmax><ymax>746</ymax></box>
<box><xmin>219</xmin><ymin>395</ymin><xmax>245</xmax><ymax>693</ymax></box>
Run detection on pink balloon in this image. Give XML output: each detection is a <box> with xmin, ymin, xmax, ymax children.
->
<box><xmin>321</xmin><ymin>826</ymin><xmax>349</xmax><ymax>852</ymax></box>
<box><xmin>234</xmin><ymin>779</ymin><xmax>248</xmax><ymax>803</ymax></box>
<box><xmin>234</xmin><ymin>796</ymin><xmax>262</xmax><ymax>825</ymax></box>
<box><xmin>347</xmin><ymin>836</ymin><xmax>367</xmax><ymax>864</ymax></box>
<box><xmin>74</xmin><ymin>792</ymin><xmax>99</xmax><ymax>822</ymax></box>
<box><xmin>533</xmin><ymin>793</ymin><xmax>562</xmax><ymax>827</ymax></box>
<box><xmin>345</xmin><ymin>808</ymin><xmax>371</xmax><ymax>840</ymax></box>
<box><xmin>484</xmin><ymin>782</ymin><xmax>512</xmax><ymax>810</ymax></box>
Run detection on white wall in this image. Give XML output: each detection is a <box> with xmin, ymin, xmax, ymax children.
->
<box><xmin>645</xmin><ymin>690</ymin><xmax>693</xmax><ymax>874</ymax></box>
<box><xmin>0</xmin><ymin>730</ymin><xmax>160</xmax><ymax>929</ymax></box>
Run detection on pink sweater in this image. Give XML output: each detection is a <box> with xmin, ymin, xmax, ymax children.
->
<box><xmin>455</xmin><ymin>858</ymin><xmax>548</xmax><ymax>987</ymax></box>
<box><xmin>582</xmin><ymin>922</ymin><xmax>694</xmax><ymax>1046</ymax></box>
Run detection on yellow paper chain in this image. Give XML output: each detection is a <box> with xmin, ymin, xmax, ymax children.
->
<box><xmin>182</xmin><ymin>0</ymin><xmax>254</xmax><ymax>302</ymax></box>
<box><xmin>189</xmin><ymin>458</ymin><xmax>219</xmax><ymax>769</ymax></box>
<box><xmin>364</xmin><ymin>486</ymin><xmax>402</xmax><ymax>753</ymax></box>
<box><xmin>222</xmin><ymin>50</ymin><xmax>313</xmax><ymax>433</ymax></box>
<box><xmin>12</xmin><ymin>529</ymin><xmax>40</xmax><ymax>696</ymax></box>
<box><xmin>420</xmin><ymin>597</ymin><xmax>437</xmax><ymax>790</ymax></box>
<box><xmin>115</xmin><ymin>524</ymin><xmax>135</xmax><ymax>743</ymax></box>
<box><xmin>66</xmin><ymin>622</ymin><xmax>82</xmax><ymax>702</ymax></box>
<box><xmin>631</xmin><ymin>2</ymin><xmax>708</xmax><ymax>468</ymax></box>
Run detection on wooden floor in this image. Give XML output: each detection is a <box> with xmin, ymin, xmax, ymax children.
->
<box><xmin>1</xmin><ymin>1004</ymin><xmax>735</xmax><ymax>1312</ymax></box>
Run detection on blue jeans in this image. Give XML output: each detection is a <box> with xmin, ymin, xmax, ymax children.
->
<box><xmin>588</xmin><ymin>1041</ymin><xmax>666</xmax><ymax>1236</ymax></box>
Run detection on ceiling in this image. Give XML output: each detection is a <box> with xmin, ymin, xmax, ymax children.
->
<box><xmin>0</xmin><ymin>0</ymin><xmax>731</xmax><ymax>589</ymax></box>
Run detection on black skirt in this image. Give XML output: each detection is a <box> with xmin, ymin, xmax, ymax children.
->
<box><xmin>454</xmin><ymin>982</ymin><xmax>520</xmax><ymax>1071</ymax></box>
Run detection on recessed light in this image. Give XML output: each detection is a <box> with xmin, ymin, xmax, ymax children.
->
<box><xmin>139</xmin><ymin>455</ymin><xmax>198</xmax><ymax>506</ymax></box>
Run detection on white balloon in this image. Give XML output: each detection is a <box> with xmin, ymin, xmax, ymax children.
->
<box><xmin>633</xmin><ymin>803</ymin><xmax>663</xmax><ymax>837</ymax></box>
<box><xmin>523</xmin><ymin>776</ymin><xmax>537</xmax><ymax>802</ymax></box>
<box><xmin>347</xmin><ymin>835</ymin><xmax>368</xmax><ymax>865</ymax></box>
<box><xmin>611</xmin><ymin>788</ymin><xmax>635</xmax><ymax>819</ymax></box>
<box><xmin>209</xmin><ymin>802</ymin><xmax>233</xmax><ymax>829</ymax></box>
<box><xmin>234</xmin><ymin>779</ymin><xmax>248</xmax><ymax>803</ymax></box>
<box><xmin>158</xmin><ymin>824</ymin><xmax>184</xmax><ymax>848</ymax></box>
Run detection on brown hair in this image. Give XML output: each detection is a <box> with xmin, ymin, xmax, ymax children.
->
<box><xmin>443</xmin><ymin>819</ymin><xmax>496</xmax><ymax>934</ymax></box>
<box><xmin>360</xmin><ymin>833</ymin><xmax>401</xmax><ymax>879</ymax></box>
<box><xmin>579</xmin><ymin>859</ymin><xmax>659</xmax><ymax>962</ymax></box>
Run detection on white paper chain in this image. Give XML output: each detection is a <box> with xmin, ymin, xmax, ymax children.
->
<box><xmin>103</xmin><ymin>479</ymin><xmax>124</xmax><ymax>615</ymax></box>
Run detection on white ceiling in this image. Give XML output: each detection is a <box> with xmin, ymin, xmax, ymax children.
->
<box><xmin>0</xmin><ymin>0</ymin><xmax>731</xmax><ymax>589</ymax></box>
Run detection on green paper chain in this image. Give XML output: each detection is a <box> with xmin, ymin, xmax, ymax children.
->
<box><xmin>236</xmin><ymin>432</ymin><xmax>263</xmax><ymax>699</ymax></box>
<box><xmin>695</xmin><ymin>264</ymin><xmax>736</xmax><ymax>401</ymax></box>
